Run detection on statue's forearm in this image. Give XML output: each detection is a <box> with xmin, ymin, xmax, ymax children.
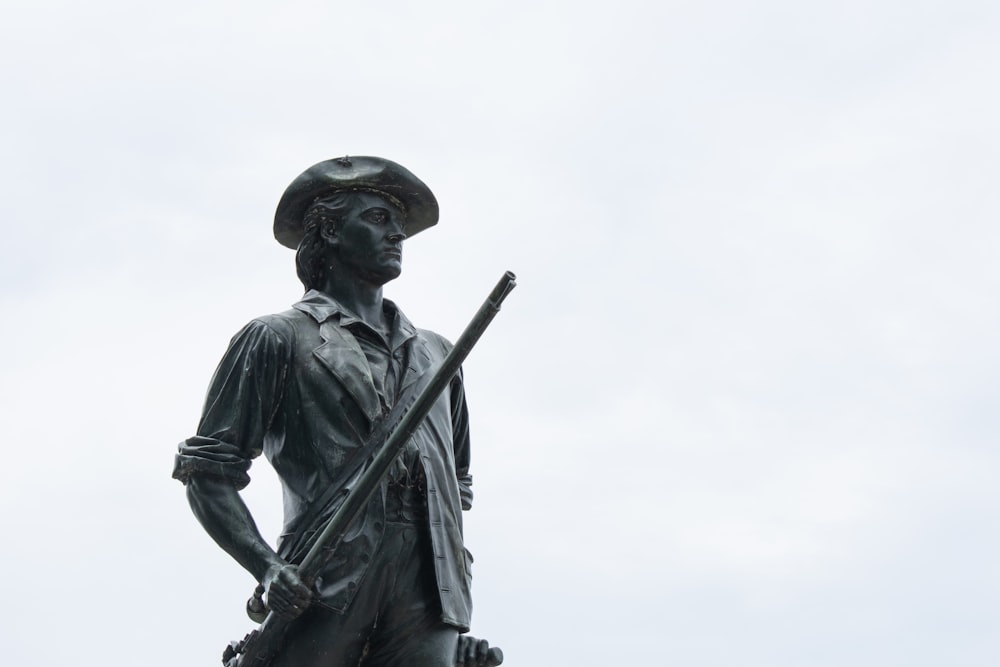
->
<box><xmin>186</xmin><ymin>477</ymin><xmax>284</xmax><ymax>582</ymax></box>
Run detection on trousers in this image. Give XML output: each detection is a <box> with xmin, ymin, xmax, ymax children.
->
<box><xmin>269</xmin><ymin>519</ymin><xmax>459</xmax><ymax>667</ymax></box>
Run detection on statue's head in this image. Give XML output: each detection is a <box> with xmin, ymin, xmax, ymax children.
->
<box><xmin>275</xmin><ymin>156</ymin><xmax>438</xmax><ymax>290</ymax></box>
<box><xmin>294</xmin><ymin>190</ymin><xmax>409</xmax><ymax>290</ymax></box>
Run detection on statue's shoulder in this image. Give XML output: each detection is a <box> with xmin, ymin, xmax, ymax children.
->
<box><xmin>243</xmin><ymin>308</ymin><xmax>312</xmax><ymax>342</ymax></box>
<box><xmin>255</xmin><ymin>307</ymin><xmax>309</xmax><ymax>326</ymax></box>
<box><xmin>415</xmin><ymin>328</ymin><xmax>453</xmax><ymax>358</ymax></box>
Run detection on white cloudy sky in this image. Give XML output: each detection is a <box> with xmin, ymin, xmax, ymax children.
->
<box><xmin>1</xmin><ymin>1</ymin><xmax>998</xmax><ymax>665</ymax></box>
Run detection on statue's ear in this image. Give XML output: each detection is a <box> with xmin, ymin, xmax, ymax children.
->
<box><xmin>319</xmin><ymin>219</ymin><xmax>339</xmax><ymax>244</ymax></box>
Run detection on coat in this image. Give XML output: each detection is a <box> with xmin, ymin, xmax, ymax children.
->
<box><xmin>174</xmin><ymin>290</ymin><xmax>473</xmax><ymax>630</ymax></box>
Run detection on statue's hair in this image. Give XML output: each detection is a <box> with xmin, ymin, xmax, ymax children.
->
<box><xmin>295</xmin><ymin>192</ymin><xmax>357</xmax><ymax>290</ymax></box>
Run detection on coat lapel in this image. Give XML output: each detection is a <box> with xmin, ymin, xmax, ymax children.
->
<box><xmin>399</xmin><ymin>333</ymin><xmax>435</xmax><ymax>396</ymax></box>
<box><xmin>314</xmin><ymin>320</ymin><xmax>383</xmax><ymax>424</ymax></box>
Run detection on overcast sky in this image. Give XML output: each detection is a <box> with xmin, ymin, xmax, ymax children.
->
<box><xmin>1</xmin><ymin>1</ymin><xmax>998</xmax><ymax>665</ymax></box>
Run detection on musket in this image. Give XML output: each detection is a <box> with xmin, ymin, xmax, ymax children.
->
<box><xmin>223</xmin><ymin>271</ymin><xmax>516</xmax><ymax>667</ymax></box>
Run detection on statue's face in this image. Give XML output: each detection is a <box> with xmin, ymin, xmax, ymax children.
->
<box><xmin>330</xmin><ymin>191</ymin><xmax>406</xmax><ymax>285</ymax></box>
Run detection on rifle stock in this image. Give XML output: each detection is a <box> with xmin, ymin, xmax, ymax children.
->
<box><xmin>223</xmin><ymin>271</ymin><xmax>516</xmax><ymax>667</ymax></box>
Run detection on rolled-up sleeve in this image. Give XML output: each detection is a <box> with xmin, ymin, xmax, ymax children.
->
<box><xmin>173</xmin><ymin>319</ymin><xmax>289</xmax><ymax>489</ymax></box>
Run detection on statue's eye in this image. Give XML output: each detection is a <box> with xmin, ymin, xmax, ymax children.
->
<box><xmin>362</xmin><ymin>208</ymin><xmax>389</xmax><ymax>224</ymax></box>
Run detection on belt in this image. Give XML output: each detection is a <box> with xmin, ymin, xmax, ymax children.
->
<box><xmin>385</xmin><ymin>479</ymin><xmax>428</xmax><ymax>524</ymax></box>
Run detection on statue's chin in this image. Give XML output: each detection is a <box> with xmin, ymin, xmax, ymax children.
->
<box><xmin>363</xmin><ymin>265</ymin><xmax>402</xmax><ymax>286</ymax></box>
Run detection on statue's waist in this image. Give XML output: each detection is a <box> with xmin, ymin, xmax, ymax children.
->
<box><xmin>385</xmin><ymin>476</ymin><xmax>428</xmax><ymax>524</ymax></box>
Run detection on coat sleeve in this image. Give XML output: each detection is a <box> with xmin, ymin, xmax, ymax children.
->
<box><xmin>450</xmin><ymin>369</ymin><xmax>474</xmax><ymax>511</ymax></box>
<box><xmin>172</xmin><ymin>319</ymin><xmax>289</xmax><ymax>490</ymax></box>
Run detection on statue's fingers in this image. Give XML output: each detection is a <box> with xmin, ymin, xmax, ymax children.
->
<box><xmin>291</xmin><ymin>585</ymin><xmax>313</xmax><ymax>605</ymax></box>
<box><xmin>459</xmin><ymin>636</ymin><xmax>474</xmax><ymax>664</ymax></box>
<box><xmin>267</xmin><ymin>597</ymin><xmax>291</xmax><ymax>616</ymax></box>
<box><xmin>275</xmin><ymin>571</ymin><xmax>312</xmax><ymax>602</ymax></box>
<box><xmin>461</xmin><ymin>637</ymin><xmax>475</xmax><ymax>664</ymax></box>
<box><xmin>476</xmin><ymin>638</ymin><xmax>490</xmax><ymax>665</ymax></box>
<box><xmin>464</xmin><ymin>636</ymin><xmax>484</xmax><ymax>664</ymax></box>
<box><xmin>266</xmin><ymin>586</ymin><xmax>296</xmax><ymax>611</ymax></box>
<box><xmin>269</xmin><ymin>597</ymin><xmax>305</xmax><ymax>619</ymax></box>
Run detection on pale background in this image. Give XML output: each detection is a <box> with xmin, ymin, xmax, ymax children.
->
<box><xmin>1</xmin><ymin>1</ymin><xmax>998</xmax><ymax>665</ymax></box>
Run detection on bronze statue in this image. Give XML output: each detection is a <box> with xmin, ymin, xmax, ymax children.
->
<box><xmin>174</xmin><ymin>157</ymin><xmax>505</xmax><ymax>667</ymax></box>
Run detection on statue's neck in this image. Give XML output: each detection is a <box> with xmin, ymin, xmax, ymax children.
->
<box><xmin>319</xmin><ymin>274</ymin><xmax>387</xmax><ymax>333</ymax></box>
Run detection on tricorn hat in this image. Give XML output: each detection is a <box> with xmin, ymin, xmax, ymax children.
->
<box><xmin>273</xmin><ymin>156</ymin><xmax>439</xmax><ymax>249</ymax></box>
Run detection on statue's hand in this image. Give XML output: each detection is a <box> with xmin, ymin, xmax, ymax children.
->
<box><xmin>261</xmin><ymin>562</ymin><xmax>312</xmax><ymax>619</ymax></box>
<box><xmin>455</xmin><ymin>634</ymin><xmax>503</xmax><ymax>666</ymax></box>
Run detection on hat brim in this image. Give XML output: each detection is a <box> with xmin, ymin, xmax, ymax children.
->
<box><xmin>273</xmin><ymin>156</ymin><xmax>439</xmax><ymax>249</ymax></box>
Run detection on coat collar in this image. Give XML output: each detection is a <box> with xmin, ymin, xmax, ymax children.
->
<box><xmin>293</xmin><ymin>289</ymin><xmax>418</xmax><ymax>350</ymax></box>
<box><xmin>292</xmin><ymin>290</ymin><xmax>429</xmax><ymax>425</ymax></box>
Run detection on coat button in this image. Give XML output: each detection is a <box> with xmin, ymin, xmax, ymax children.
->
<box><xmin>360</xmin><ymin>553</ymin><xmax>370</xmax><ymax>563</ymax></box>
